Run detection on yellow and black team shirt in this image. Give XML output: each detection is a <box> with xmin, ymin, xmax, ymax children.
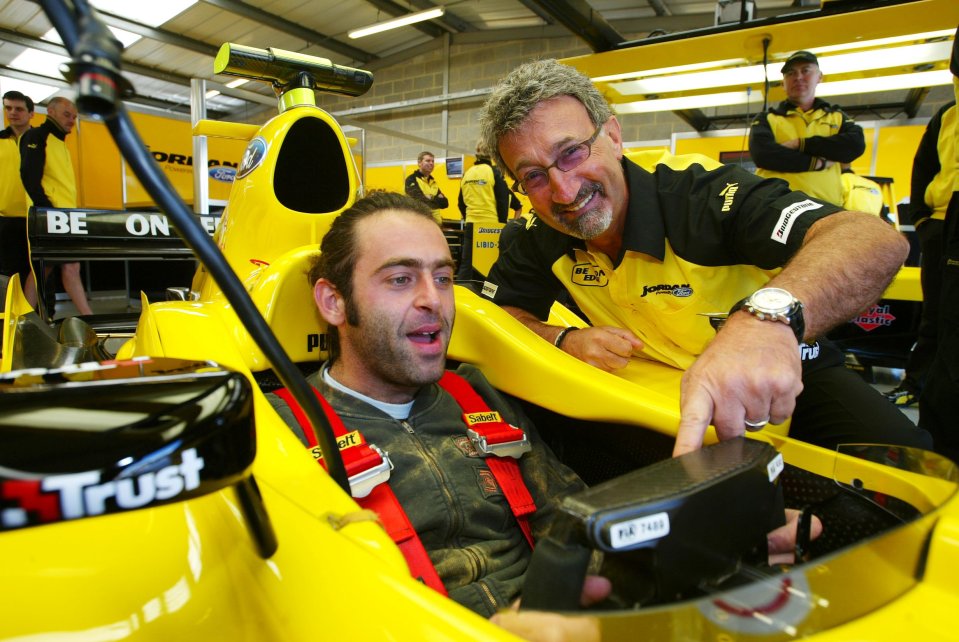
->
<box><xmin>482</xmin><ymin>154</ymin><xmax>841</xmax><ymax>370</ymax></box>
<box><xmin>908</xmin><ymin>101</ymin><xmax>956</xmax><ymax>226</ymax></box>
<box><xmin>404</xmin><ymin>169</ymin><xmax>449</xmax><ymax>211</ymax></box>
<box><xmin>19</xmin><ymin>117</ymin><xmax>77</xmax><ymax>209</ymax></box>
<box><xmin>750</xmin><ymin>98</ymin><xmax>864</xmax><ymax>207</ymax></box>
<box><xmin>0</xmin><ymin>127</ymin><xmax>27</xmax><ymax>217</ymax></box>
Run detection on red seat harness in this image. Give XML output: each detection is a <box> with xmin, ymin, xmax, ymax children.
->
<box><xmin>273</xmin><ymin>371</ymin><xmax>536</xmax><ymax>594</ymax></box>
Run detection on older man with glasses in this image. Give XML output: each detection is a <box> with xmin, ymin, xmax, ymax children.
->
<box><xmin>478</xmin><ymin>58</ymin><xmax>930</xmax><ymax>458</ymax></box>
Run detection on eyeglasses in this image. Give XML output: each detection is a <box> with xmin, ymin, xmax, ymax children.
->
<box><xmin>511</xmin><ymin>124</ymin><xmax>604</xmax><ymax>196</ymax></box>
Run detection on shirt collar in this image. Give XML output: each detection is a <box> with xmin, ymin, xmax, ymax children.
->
<box><xmin>560</xmin><ymin>156</ymin><xmax>665</xmax><ymax>265</ymax></box>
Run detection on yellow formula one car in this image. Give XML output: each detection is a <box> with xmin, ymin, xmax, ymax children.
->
<box><xmin>1</xmin><ymin>3</ymin><xmax>958</xmax><ymax>641</ymax></box>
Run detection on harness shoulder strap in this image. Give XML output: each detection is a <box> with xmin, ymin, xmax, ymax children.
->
<box><xmin>273</xmin><ymin>386</ymin><xmax>447</xmax><ymax>595</ymax></box>
<box><xmin>438</xmin><ymin>371</ymin><xmax>537</xmax><ymax>549</ymax></box>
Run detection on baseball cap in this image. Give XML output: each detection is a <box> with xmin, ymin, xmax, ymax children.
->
<box><xmin>781</xmin><ymin>50</ymin><xmax>819</xmax><ymax>73</ymax></box>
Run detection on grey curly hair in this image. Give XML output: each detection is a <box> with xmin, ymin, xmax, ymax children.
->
<box><xmin>479</xmin><ymin>59</ymin><xmax>613</xmax><ymax>179</ymax></box>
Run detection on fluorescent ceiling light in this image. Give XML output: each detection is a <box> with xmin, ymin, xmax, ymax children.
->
<box><xmin>89</xmin><ymin>0</ymin><xmax>198</xmax><ymax>27</ymax></box>
<box><xmin>817</xmin><ymin>69</ymin><xmax>953</xmax><ymax>98</ymax></box>
<box><xmin>593</xmin><ymin>58</ymin><xmax>748</xmax><ymax>84</ymax></box>
<box><xmin>0</xmin><ymin>77</ymin><xmax>61</xmax><ymax>103</ymax></box>
<box><xmin>205</xmin><ymin>90</ymin><xmax>221</xmax><ymax>99</ymax></box>
<box><xmin>612</xmin><ymin>40</ymin><xmax>953</xmax><ymax>96</ymax></box>
<box><xmin>8</xmin><ymin>48</ymin><xmax>70</xmax><ymax>80</ymax></box>
<box><xmin>614</xmin><ymin>69</ymin><xmax>952</xmax><ymax>115</ymax></box>
<box><xmin>225</xmin><ymin>78</ymin><xmax>249</xmax><ymax>89</ymax></box>
<box><xmin>348</xmin><ymin>7</ymin><xmax>445</xmax><ymax>39</ymax></box>
<box><xmin>616</xmin><ymin>91</ymin><xmax>754</xmax><ymax>115</ymax></box>
<box><xmin>812</xmin><ymin>29</ymin><xmax>955</xmax><ymax>55</ymax></box>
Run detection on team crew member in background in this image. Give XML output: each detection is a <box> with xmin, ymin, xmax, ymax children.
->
<box><xmin>458</xmin><ymin>141</ymin><xmax>521</xmax><ymax>225</ymax></box>
<box><xmin>405</xmin><ymin>150</ymin><xmax>449</xmax><ymax>222</ymax></box>
<box><xmin>19</xmin><ymin>96</ymin><xmax>92</xmax><ymax>316</ymax></box>
<box><xmin>0</xmin><ymin>91</ymin><xmax>34</xmax><ymax>290</ymax></box>
<box><xmin>457</xmin><ymin>142</ymin><xmax>522</xmax><ymax>280</ymax></box>
<box><xmin>478</xmin><ymin>58</ymin><xmax>929</xmax><ymax>457</ymax></box>
<box><xmin>886</xmin><ymin>100</ymin><xmax>957</xmax><ymax>408</ymax></box>
<box><xmin>919</xmin><ymin>28</ymin><xmax>959</xmax><ymax>463</ymax></box>
<box><xmin>267</xmin><ymin>191</ymin><xmax>819</xmax><ymax>640</ymax></box>
<box><xmin>750</xmin><ymin>51</ymin><xmax>865</xmax><ymax>207</ymax></box>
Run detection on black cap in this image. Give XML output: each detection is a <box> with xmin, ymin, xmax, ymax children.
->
<box><xmin>781</xmin><ymin>50</ymin><xmax>818</xmax><ymax>73</ymax></box>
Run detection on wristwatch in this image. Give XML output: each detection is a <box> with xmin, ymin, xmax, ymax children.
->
<box><xmin>729</xmin><ymin>287</ymin><xmax>805</xmax><ymax>344</ymax></box>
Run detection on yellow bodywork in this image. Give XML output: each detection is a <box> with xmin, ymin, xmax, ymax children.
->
<box><xmin>2</xmin><ymin>19</ymin><xmax>958</xmax><ymax>637</ymax></box>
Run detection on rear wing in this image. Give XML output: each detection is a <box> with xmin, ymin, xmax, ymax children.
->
<box><xmin>27</xmin><ymin>206</ymin><xmax>219</xmax><ymax>260</ymax></box>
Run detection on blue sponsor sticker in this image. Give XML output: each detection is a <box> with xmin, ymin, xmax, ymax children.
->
<box><xmin>208</xmin><ymin>165</ymin><xmax>237</xmax><ymax>183</ymax></box>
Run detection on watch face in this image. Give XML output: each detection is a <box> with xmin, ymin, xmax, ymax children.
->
<box><xmin>752</xmin><ymin>288</ymin><xmax>794</xmax><ymax>312</ymax></box>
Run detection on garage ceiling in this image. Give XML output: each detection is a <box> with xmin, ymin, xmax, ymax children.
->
<box><xmin>0</xmin><ymin>0</ymin><xmax>809</xmax><ymax>119</ymax></box>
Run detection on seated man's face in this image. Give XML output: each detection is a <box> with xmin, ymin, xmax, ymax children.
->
<box><xmin>335</xmin><ymin>210</ymin><xmax>455</xmax><ymax>402</ymax></box>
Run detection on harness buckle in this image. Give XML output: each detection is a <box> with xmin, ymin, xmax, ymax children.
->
<box><xmin>343</xmin><ymin>443</ymin><xmax>393</xmax><ymax>498</ymax></box>
<box><xmin>467</xmin><ymin>427</ymin><xmax>532</xmax><ymax>459</ymax></box>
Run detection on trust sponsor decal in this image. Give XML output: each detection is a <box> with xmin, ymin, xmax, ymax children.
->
<box><xmin>771</xmin><ymin>199</ymin><xmax>822</xmax><ymax>244</ymax></box>
<box><xmin>1</xmin><ymin>449</ymin><xmax>205</xmax><ymax>529</ymax></box>
<box><xmin>641</xmin><ymin>283</ymin><xmax>693</xmax><ymax>298</ymax></box>
<box><xmin>799</xmin><ymin>341</ymin><xmax>821</xmax><ymax>361</ymax></box>
<box><xmin>851</xmin><ymin>304</ymin><xmax>896</xmax><ymax>332</ymax></box>
<box><xmin>571</xmin><ymin>263</ymin><xmax>608</xmax><ymax>287</ymax></box>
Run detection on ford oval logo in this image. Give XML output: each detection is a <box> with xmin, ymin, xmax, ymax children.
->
<box><xmin>208</xmin><ymin>165</ymin><xmax>237</xmax><ymax>183</ymax></box>
<box><xmin>237</xmin><ymin>137</ymin><xmax>267</xmax><ymax>179</ymax></box>
<box><xmin>673</xmin><ymin>286</ymin><xmax>693</xmax><ymax>297</ymax></box>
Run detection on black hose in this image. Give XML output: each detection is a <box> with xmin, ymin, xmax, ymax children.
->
<box><xmin>38</xmin><ymin>0</ymin><xmax>351</xmax><ymax>494</ymax></box>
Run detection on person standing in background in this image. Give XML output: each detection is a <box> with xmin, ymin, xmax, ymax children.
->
<box><xmin>750</xmin><ymin>51</ymin><xmax>865</xmax><ymax>207</ymax></box>
<box><xmin>458</xmin><ymin>141</ymin><xmax>520</xmax><ymax>226</ymax></box>
<box><xmin>19</xmin><ymin>96</ymin><xmax>93</xmax><ymax>316</ymax></box>
<box><xmin>885</xmin><ymin>100</ymin><xmax>956</xmax><ymax>408</ymax></box>
<box><xmin>457</xmin><ymin>141</ymin><xmax>521</xmax><ymax>281</ymax></box>
<box><xmin>0</xmin><ymin>91</ymin><xmax>34</xmax><ymax>292</ymax></box>
<box><xmin>918</xmin><ymin>27</ymin><xmax>959</xmax><ymax>463</ymax></box>
<box><xmin>405</xmin><ymin>150</ymin><xmax>449</xmax><ymax>222</ymax></box>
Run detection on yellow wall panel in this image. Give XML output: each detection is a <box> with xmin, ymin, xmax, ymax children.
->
<box><xmin>875</xmin><ymin>125</ymin><xmax>926</xmax><ymax>204</ymax></box>
<box><xmin>76</xmin><ymin>119</ymin><xmax>123</xmax><ymax>210</ymax></box>
<box><xmin>125</xmin><ymin>112</ymin><xmax>246</xmax><ymax>208</ymax></box>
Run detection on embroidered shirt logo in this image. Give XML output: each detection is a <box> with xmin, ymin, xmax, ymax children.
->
<box><xmin>571</xmin><ymin>263</ymin><xmax>608</xmax><ymax>287</ymax></box>
<box><xmin>720</xmin><ymin>182</ymin><xmax>739</xmax><ymax>212</ymax></box>
<box><xmin>641</xmin><ymin>283</ymin><xmax>693</xmax><ymax>298</ymax></box>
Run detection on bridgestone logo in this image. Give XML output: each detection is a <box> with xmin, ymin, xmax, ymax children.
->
<box><xmin>771</xmin><ymin>200</ymin><xmax>822</xmax><ymax>244</ymax></box>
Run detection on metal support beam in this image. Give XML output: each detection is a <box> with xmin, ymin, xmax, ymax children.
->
<box><xmin>332</xmin><ymin>88</ymin><xmax>491</xmax><ymax>117</ymax></box>
<box><xmin>96</xmin><ymin>11</ymin><xmax>220</xmax><ymax>56</ymax></box>
<box><xmin>190</xmin><ymin>79</ymin><xmax>210</xmax><ymax>215</ymax></box>
<box><xmin>336</xmin><ymin>116</ymin><xmax>473</xmax><ymax>156</ymax></box>
<box><xmin>518</xmin><ymin>0</ymin><xmax>625</xmax><ymax>52</ymax></box>
<box><xmin>200</xmin><ymin>0</ymin><xmax>376</xmax><ymax>63</ymax></box>
<box><xmin>674</xmin><ymin>108</ymin><xmax>712</xmax><ymax>132</ymax></box>
<box><xmin>904</xmin><ymin>87</ymin><xmax>930</xmax><ymax>118</ymax></box>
